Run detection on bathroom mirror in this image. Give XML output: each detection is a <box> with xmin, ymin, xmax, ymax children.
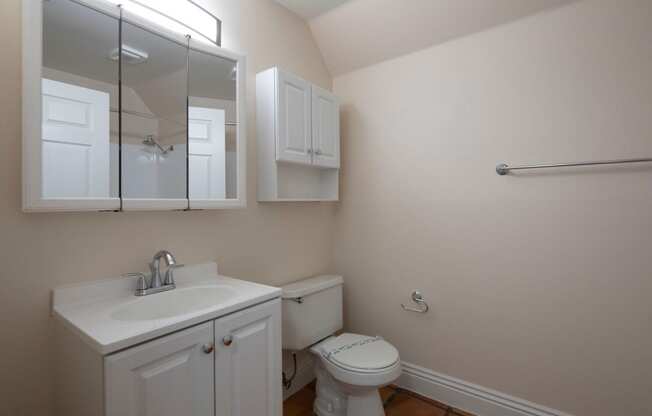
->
<box><xmin>23</xmin><ymin>0</ymin><xmax>246</xmax><ymax>211</ymax></box>
<box><xmin>188</xmin><ymin>48</ymin><xmax>239</xmax><ymax>203</ymax></box>
<box><xmin>120</xmin><ymin>21</ymin><xmax>189</xmax><ymax>210</ymax></box>
<box><xmin>34</xmin><ymin>0</ymin><xmax>121</xmax><ymax>210</ymax></box>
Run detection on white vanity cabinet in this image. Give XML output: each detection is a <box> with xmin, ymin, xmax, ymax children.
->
<box><xmin>257</xmin><ymin>67</ymin><xmax>340</xmax><ymax>202</ymax></box>
<box><xmin>104</xmin><ymin>299</ymin><xmax>281</xmax><ymax>416</ymax></box>
<box><xmin>214</xmin><ymin>299</ymin><xmax>282</xmax><ymax>416</ymax></box>
<box><xmin>105</xmin><ymin>322</ymin><xmax>215</xmax><ymax>416</ymax></box>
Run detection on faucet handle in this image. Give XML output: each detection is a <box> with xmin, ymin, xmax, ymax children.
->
<box><xmin>123</xmin><ymin>273</ymin><xmax>149</xmax><ymax>293</ymax></box>
<box><xmin>163</xmin><ymin>264</ymin><xmax>183</xmax><ymax>286</ymax></box>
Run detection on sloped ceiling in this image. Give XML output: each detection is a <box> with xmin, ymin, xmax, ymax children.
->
<box><xmin>306</xmin><ymin>0</ymin><xmax>577</xmax><ymax>76</ymax></box>
<box><xmin>274</xmin><ymin>0</ymin><xmax>352</xmax><ymax>19</ymax></box>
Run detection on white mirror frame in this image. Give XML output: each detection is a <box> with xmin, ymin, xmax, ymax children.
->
<box><xmin>22</xmin><ymin>0</ymin><xmax>247</xmax><ymax>212</ymax></box>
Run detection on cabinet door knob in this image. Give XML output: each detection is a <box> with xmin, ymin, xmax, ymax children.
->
<box><xmin>202</xmin><ymin>343</ymin><xmax>214</xmax><ymax>354</ymax></box>
<box><xmin>223</xmin><ymin>335</ymin><xmax>233</xmax><ymax>346</ymax></box>
<box><xmin>315</xmin><ymin>149</ymin><xmax>322</xmax><ymax>155</ymax></box>
<box><xmin>307</xmin><ymin>148</ymin><xmax>313</xmax><ymax>155</ymax></box>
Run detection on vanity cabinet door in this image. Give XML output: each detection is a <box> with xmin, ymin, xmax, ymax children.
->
<box><xmin>311</xmin><ymin>85</ymin><xmax>340</xmax><ymax>168</ymax></box>
<box><xmin>276</xmin><ymin>70</ymin><xmax>313</xmax><ymax>165</ymax></box>
<box><xmin>105</xmin><ymin>322</ymin><xmax>214</xmax><ymax>416</ymax></box>
<box><xmin>214</xmin><ymin>299</ymin><xmax>282</xmax><ymax>416</ymax></box>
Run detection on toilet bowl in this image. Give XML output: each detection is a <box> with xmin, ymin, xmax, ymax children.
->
<box><xmin>310</xmin><ymin>333</ymin><xmax>402</xmax><ymax>416</ymax></box>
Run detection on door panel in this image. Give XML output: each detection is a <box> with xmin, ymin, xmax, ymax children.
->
<box><xmin>105</xmin><ymin>322</ymin><xmax>214</xmax><ymax>416</ymax></box>
<box><xmin>189</xmin><ymin>106</ymin><xmax>226</xmax><ymax>200</ymax></box>
<box><xmin>276</xmin><ymin>70</ymin><xmax>312</xmax><ymax>165</ymax></box>
<box><xmin>311</xmin><ymin>85</ymin><xmax>340</xmax><ymax>168</ymax></box>
<box><xmin>41</xmin><ymin>78</ymin><xmax>110</xmax><ymax>197</ymax></box>
<box><xmin>214</xmin><ymin>299</ymin><xmax>282</xmax><ymax>416</ymax></box>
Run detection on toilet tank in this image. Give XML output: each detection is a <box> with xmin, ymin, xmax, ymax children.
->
<box><xmin>281</xmin><ymin>275</ymin><xmax>343</xmax><ymax>351</ymax></box>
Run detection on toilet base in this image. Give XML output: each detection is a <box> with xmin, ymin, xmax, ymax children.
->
<box><xmin>313</xmin><ymin>360</ymin><xmax>386</xmax><ymax>416</ymax></box>
<box><xmin>346</xmin><ymin>389</ymin><xmax>384</xmax><ymax>416</ymax></box>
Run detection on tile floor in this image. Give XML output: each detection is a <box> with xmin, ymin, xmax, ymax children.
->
<box><xmin>283</xmin><ymin>383</ymin><xmax>475</xmax><ymax>416</ymax></box>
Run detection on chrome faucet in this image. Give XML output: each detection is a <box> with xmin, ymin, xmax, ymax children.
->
<box><xmin>149</xmin><ymin>250</ymin><xmax>177</xmax><ymax>289</ymax></box>
<box><xmin>127</xmin><ymin>250</ymin><xmax>181</xmax><ymax>296</ymax></box>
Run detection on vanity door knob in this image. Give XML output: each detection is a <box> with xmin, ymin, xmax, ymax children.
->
<box><xmin>202</xmin><ymin>343</ymin><xmax>214</xmax><ymax>354</ymax></box>
<box><xmin>223</xmin><ymin>335</ymin><xmax>233</xmax><ymax>346</ymax></box>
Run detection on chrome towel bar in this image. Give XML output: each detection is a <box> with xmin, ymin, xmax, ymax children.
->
<box><xmin>496</xmin><ymin>157</ymin><xmax>652</xmax><ymax>175</ymax></box>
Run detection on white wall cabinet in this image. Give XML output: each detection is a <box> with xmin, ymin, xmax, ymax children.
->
<box><xmin>257</xmin><ymin>67</ymin><xmax>340</xmax><ymax>201</ymax></box>
<box><xmin>311</xmin><ymin>85</ymin><xmax>340</xmax><ymax>169</ymax></box>
<box><xmin>276</xmin><ymin>70</ymin><xmax>313</xmax><ymax>165</ymax></box>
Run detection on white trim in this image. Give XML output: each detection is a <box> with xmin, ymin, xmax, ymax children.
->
<box><xmin>397</xmin><ymin>362</ymin><xmax>574</xmax><ymax>416</ymax></box>
<box><xmin>235</xmin><ymin>55</ymin><xmax>247</xmax><ymax>208</ymax></box>
<box><xmin>22</xmin><ymin>0</ymin><xmax>43</xmax><ymax>211</ymax></box>
<box><xmin>24</xmin><ymin>198</ymin><xmax>121</xmax><ymax>213</ymax></box>
<box><xmin>121</xmin><ymin>198</ymin><xmax>188</xmax><ymax>211</ymax></box>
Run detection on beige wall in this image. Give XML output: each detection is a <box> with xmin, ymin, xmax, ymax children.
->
<box><xmin>333</xmin><ymin>1</ymin><xmax>652</xmax><ymax>415</ymax></box>
<box><xmin>0</xmin><ymin>0</ymin><xmax>334</xmax><ymax>415</ymax></box>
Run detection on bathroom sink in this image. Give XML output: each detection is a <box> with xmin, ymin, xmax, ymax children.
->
<box><xmin>52</xmin><ymin>262</ymin><xmax>281</xmax><ymax>354</ymax></box>
<box><xmin>111</xmin><ymin>286</ymin><xmax>237</xmax><ymax>321</ymax></box>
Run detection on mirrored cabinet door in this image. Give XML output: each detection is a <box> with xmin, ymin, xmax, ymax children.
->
<box><xmin>188</xmin><ymin>46</ymin><xmax>244</xmax><ymax>208</ymax></box>
<box><xmin>120</xmin><ymin>21</ymin><xmax>189</xmax><ymax>210</ymax></box>
<box><xmin>29</xmin><ymin>0</ymin><xmax>121</xmax><ymax>211</ymax></box>
<box><xmin>23</xmin><ymin>0</ymin><xmax>246</xmax><ymax>212</ymax></box>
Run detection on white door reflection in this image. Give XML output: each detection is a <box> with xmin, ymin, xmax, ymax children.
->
<box><xmin>189</xmin><ymin>106</ymin><xmax>226</xmax><ymax>199</ymax></box>
<box><xmin>41</xmin><ymin>79</ymin><xmax>110</xmax><ymax>198</ymax></box>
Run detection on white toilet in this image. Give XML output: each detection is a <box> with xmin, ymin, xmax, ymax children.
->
<box><xmin>282</xmin><ymin>275</ymin><xmax>402</xmax><ymax>416</ymax></box>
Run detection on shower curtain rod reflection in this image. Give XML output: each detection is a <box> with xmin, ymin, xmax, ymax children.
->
<box><xmin>110</xmin><ymin>108</ymin><xmax>238</xmax><ymax>125</ymax></box>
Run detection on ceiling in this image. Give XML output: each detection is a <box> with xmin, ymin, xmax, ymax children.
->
<box><xmin>304</xmin><ymin>0</ymin><xmax>577</xmax><ymax>76</ymax></box>
<box><xmin>274</xmin><ymin>0</ymin><xmax>352</xmax><ymax>19</ymax></box>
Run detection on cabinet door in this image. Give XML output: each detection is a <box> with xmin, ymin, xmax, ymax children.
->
<box><xmin>276</xmin><ymin>70</ymin><xmax>312</xmax><ymax>165</ymax></box>
<box><xmin>311</xmin><ymin>85</ymin><xmax>340</xmax><ymax>168</ymax></box>
<box><xmin>105</xmin><ymin>322</ymin><xmax>214</xmax><ymax>416</ymax></box>
<box><xmin>214</xmin><ymin>299</ymin><xmax>282</xmax><ymax>416</ymax></box>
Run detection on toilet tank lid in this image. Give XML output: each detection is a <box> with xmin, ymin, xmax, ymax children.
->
<box><xmin>281</xmin><ymin>275</ymin><xmax>343</xmax><ymax>299</ymax></box>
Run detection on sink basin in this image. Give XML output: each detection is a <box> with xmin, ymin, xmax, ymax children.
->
<box><xmin>111</xmin><ymin>286</ymin><xmax>237</xmax><ymax>321</ymax></box>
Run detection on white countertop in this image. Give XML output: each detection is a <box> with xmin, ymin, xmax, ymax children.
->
<box><xmin>52</xmin><ymin>262</ymin><xmax>281</xmax><ymax>355</ymax></box>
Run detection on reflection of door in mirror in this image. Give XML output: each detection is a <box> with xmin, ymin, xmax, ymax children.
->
<box><xmin>188</xmin><ymin>49</ymin><xmax>237</xmax><ymax>201</ymax></box>
<box><xmin>189</xmin><ymin>106</ymin><xmax>226</xmax><ymax>199</ymax></box>
<box><xmin>42</xmin><ymin>79</ymin><xmax>110</xmax><ymax>198</ymax></box>
<box><xmin>42</xmin><ymin>0</ymin><xmax>119</xmax><ymax>199</ymax></box>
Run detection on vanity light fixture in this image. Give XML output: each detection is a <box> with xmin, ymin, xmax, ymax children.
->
<box><xmin>104</xmin><ymin>0</ymin><xmax>222</xmax><ymax>46</ymax></box>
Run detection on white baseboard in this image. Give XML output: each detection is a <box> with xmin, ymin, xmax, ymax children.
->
<box><xmin>397</xmin><ymin>362</ymin><xmax>574</xmax><ymax>416</ymax></box>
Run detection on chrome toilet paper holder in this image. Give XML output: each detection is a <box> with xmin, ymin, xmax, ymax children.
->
<box><xmin>401</xmin><ymin>290</ymin><xmax>429</xmax><ymax>313</ymax></box>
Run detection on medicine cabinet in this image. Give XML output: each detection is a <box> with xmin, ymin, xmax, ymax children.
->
<box><xmin>22</xmin><ymin>0</ymin><xmax>246</xmax><ymax>212</ymax></box>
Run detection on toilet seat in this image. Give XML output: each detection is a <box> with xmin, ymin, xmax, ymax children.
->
<box><xmin>319</xmin><ymin>333</ymin><xmax>400</xmax><ymax>372</ymax></box>
<box><xmin>313</xmin><ymin>333</ymin><xmax>402</xmax><ymax>388</ymax></box>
